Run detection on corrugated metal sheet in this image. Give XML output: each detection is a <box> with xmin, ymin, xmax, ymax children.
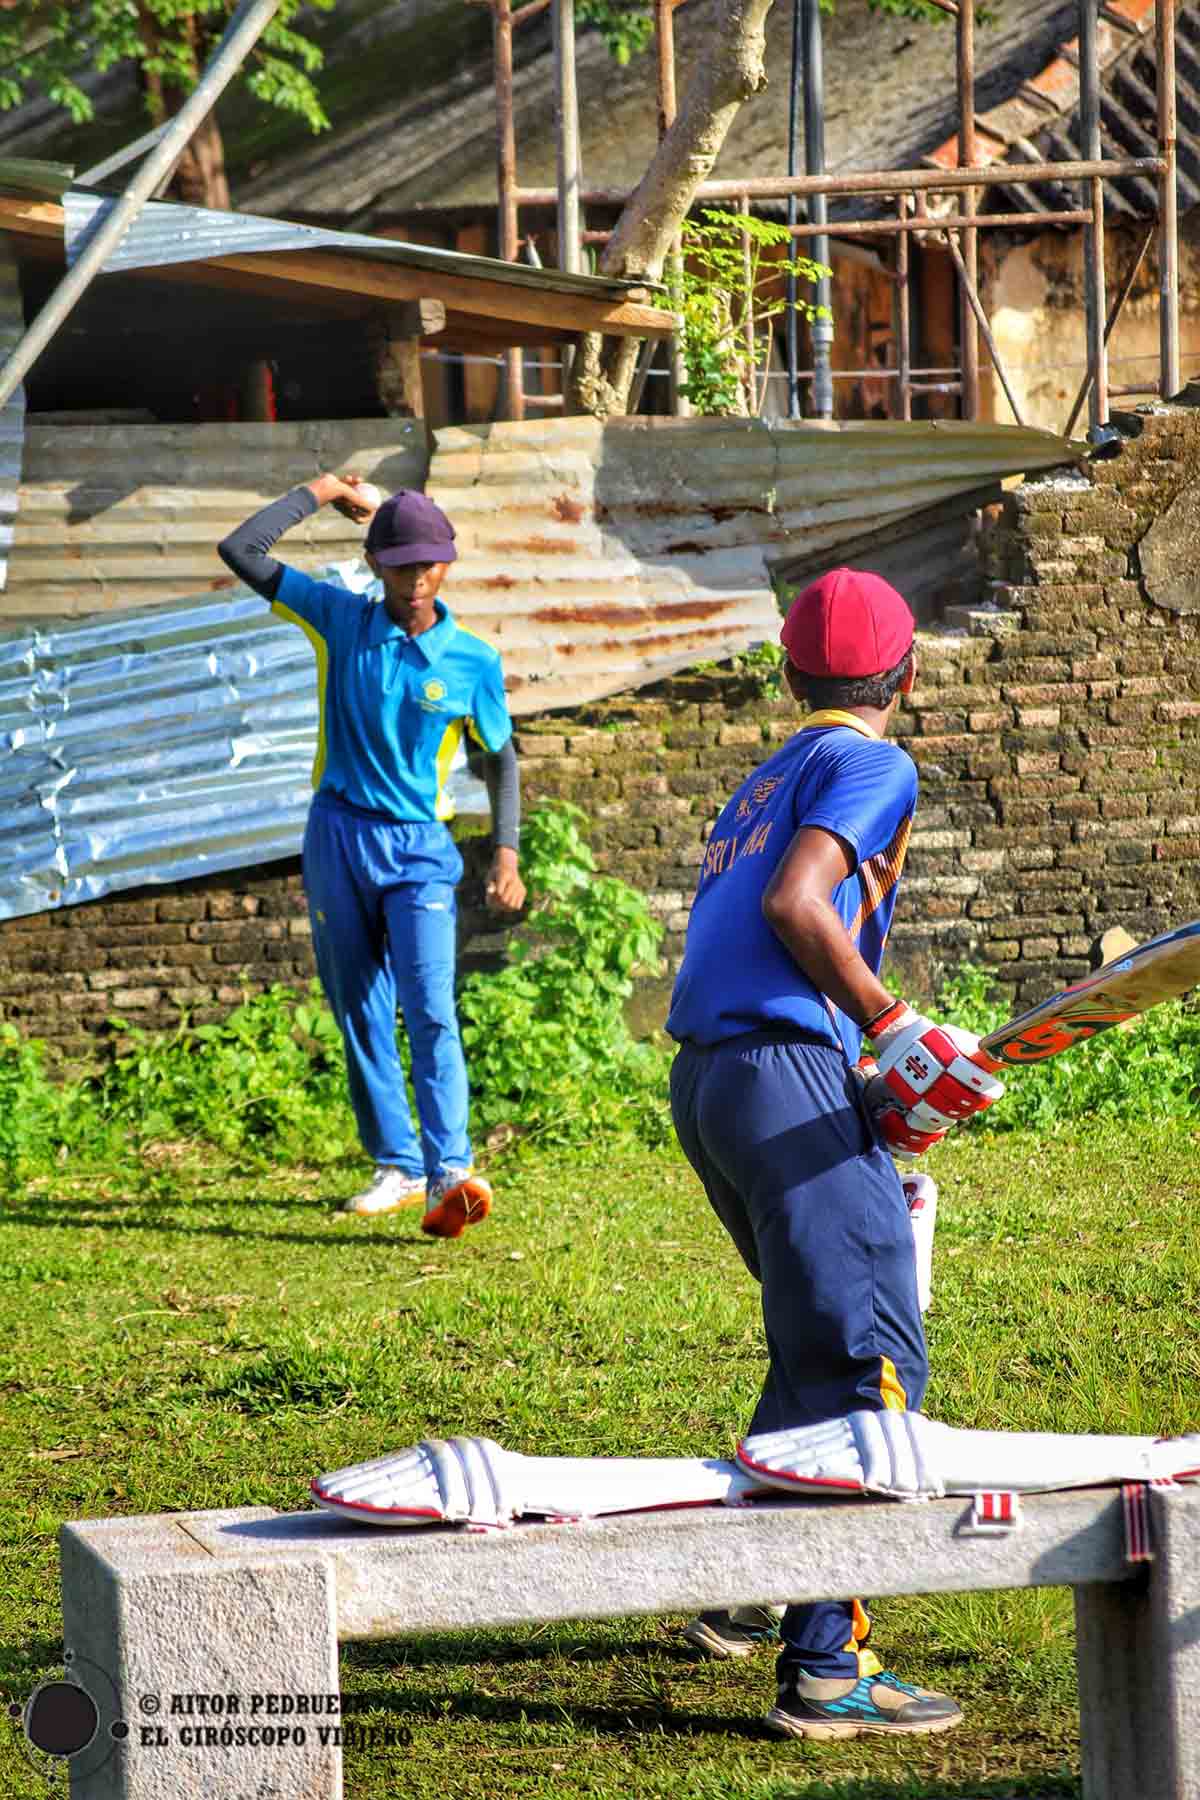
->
<box><xmin>431</xmin><ymin>415</ymin><xmax>1082</xmax><ymax>709</ymax></box>
<box><xmin>0</xmin><ymin>580</ymin><xmax>486</xmax><ymax>922</ymax></box>
<box><xmin>770</xmin><ymin>482</ymin><xmax>1004</xmax><ymax>620</ymax></box>
<box><xmin>2</xmin><ymin>419</ymin><xmax>428</xmax><ymax>619</ymax></box>
<box><xmin>0</xmin><ymin>233</ymin><xmax>25</xmax><ymax>594</ymax></box>
<box><xmin>60</xmin><ymin>189</ymin><xmax>654</xmax><ymax>299</ymax></box>
<box><xmin>0</xmin><ymin>413</ymin><xmax>1080</xmax><ymax>920</ymax></box>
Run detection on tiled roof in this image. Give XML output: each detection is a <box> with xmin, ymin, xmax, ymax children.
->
<box><xmin>926</xmin><ymin>0</ymin><xmax>1199</xmax><ymax>220</ymax></box>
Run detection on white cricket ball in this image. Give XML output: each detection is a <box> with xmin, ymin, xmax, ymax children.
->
<box><xmin>354</xmin><ymin>481</ymin><xmax>384</xmax><ymax>512</ymax></box>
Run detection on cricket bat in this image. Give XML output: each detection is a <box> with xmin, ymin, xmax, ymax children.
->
<box><xmin>979</xmin><ymin>916</ymin><xmax>1200</xmax><ymax>1066</ymax></box>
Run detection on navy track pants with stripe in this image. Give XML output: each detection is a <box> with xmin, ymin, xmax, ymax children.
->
<box><xmin>670</xmin><ymin>1030</ymin><xmax>928</xmax><ymax>1678</ymax></box>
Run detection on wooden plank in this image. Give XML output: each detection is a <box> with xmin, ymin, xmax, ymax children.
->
<box><xmin>0</xmin><ymin>196</ymin><xmax>62</xmax><ymax>241</ymax></box>
<box><xmin>203</xmin><ymin>249</ymin><xmax>674</xmax><ymax>339</ymax></box>
<box><xmin>0</xmin><ymin>196</ymin><xmax>674</xmax><ymax>341</ymax></box>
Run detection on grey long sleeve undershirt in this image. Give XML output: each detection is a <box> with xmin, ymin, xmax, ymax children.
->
<box><xmin>217</xmin><ymin>488</ymin><xmax>520</xmax><ymax>852</ymax></box>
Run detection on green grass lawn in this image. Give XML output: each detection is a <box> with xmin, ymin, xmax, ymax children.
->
<box><xmin>2</xmin><ymin>1120</ymin><xmax>1198</xmax><ymax>1799</ymax></box>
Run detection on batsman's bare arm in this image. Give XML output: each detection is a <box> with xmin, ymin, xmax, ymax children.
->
<box><xmin>762</xmin><ymin>825</ymin><xmax>895</xmax><ymax>1028</ymax></box>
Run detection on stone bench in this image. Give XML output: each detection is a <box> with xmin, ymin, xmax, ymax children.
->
<box><xmin>59</xmin><ymin>1482</ymin><xmax>1200</xmax><ymax>1800</ymax></box>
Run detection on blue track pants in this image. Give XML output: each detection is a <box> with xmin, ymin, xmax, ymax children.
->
<box><xmin>302</xmin><ymin>794</ymin><xmax>472</xmax><ymax>1180</ymax></box>
<box><xmin>670</xmin><ymin>1030</ymin><xmax>928</xmax><ymax>1679</ymax></box>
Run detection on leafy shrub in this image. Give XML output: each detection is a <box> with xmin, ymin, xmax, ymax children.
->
<box><xmin>84</xmin><ymin>983</ymin><xmax>357</xmax><ymax>1167</ymax></box>
<box><xmin>458</xmin><ymin>802</ymin><xmax>672</xmax><ymax>1148</ymax></box>
<box><xmin>0</xmin><ymin>1023</ymin><xmax>76</xmax><ymax>1184</ymax></box>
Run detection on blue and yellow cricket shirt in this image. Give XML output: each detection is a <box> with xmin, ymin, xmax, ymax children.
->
<box><xmin>666</xmin><ymin>711</ymin><xmax>917</xmax><ymax>1061</ymax></box>
<box><xmin>272</xmin><ymin>565</ymin><xmax>512</xmax><ymax>822</ymax></box>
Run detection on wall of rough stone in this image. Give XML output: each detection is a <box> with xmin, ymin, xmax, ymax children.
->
<box><xmin>4</xmin><ymin>403</ymin><xmax>1200</xmax><ymax>1059</ymax></box>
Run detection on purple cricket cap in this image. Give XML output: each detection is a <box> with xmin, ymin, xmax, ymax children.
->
<box><xmin>365</xmin><ymin>489</ymin><xmax>457</xmax><ymax>567</ymax></box>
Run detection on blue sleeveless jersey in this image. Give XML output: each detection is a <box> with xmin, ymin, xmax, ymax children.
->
<box><xmin>666</xmin><ymin>712</ymin><xmax>917</xmax><ymax>1063</ymax></box>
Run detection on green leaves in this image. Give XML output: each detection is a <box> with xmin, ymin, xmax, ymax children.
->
<box><xmin>673</xmin><ymin>209</ymin><xmax>831</xmax><ymax>416</ymax></box>
<box><xmin>0</xmin><ymin>1</ymin><xmax>336</xmax><ymax>135</ymax></box>
<box><xmin>578</xmin><ymin>0</ymin><xmax>980</xmax><ymax>65</ymax></box>
<box><xmin>457</xmin><ymin>802</ymin><xmax>671</xmax><ymax>1150</ymax></box>
<box><xmin>577</xmin><ymin>0</ymin><xmax>654</xmax><ymax>64</ymax></box>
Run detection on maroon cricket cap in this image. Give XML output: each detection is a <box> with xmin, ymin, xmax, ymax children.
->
<box><xmin>780</xmin><ymin>567</ymin><xmax>914</xmax><ymax>677</ymax></box>
<box><xmin>365</xmin><ymin>490</ymin><xmax>457</xmax><ymax>567</ymax></box>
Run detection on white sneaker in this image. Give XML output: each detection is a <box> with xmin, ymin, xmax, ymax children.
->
<box><xmin>340</xmin><ymin>1167</ymin><xmax>427</xmax><ymax>1217</ymax></box>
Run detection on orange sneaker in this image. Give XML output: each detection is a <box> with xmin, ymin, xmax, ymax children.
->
<box><xmin>421</xmin><ymin>1167</ymin><xmax>493</xmax><ymax>1239</ymax></box>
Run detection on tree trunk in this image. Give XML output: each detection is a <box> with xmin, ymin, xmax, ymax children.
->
<box><xmin>136</xmin><ymin>6</ymin><xmax>232</xmax><ymax>211</ymax></box>
<box><xmin>569</xmin><ymin>0</ymin><xmax>776</xmax><ymax>418</ymax></box>
<box><xmin>172</xmin><ymin>107</ymin><xmax>232</xmax><ymax>211</ymax></box>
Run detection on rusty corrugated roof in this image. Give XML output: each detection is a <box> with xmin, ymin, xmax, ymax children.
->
<box><xmin>430</xmin><ymin>415</ymin><xmax>1082</xmax><ymax>710</ymax></box>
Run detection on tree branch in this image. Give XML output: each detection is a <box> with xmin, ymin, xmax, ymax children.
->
<box><xmin>570</xmin><ymin>0</ymin><xmax>776</xmax><ymax>415</ymax></box>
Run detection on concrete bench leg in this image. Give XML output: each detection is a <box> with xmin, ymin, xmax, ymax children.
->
<box><xmin>1075</xmin><ymin>1485</ymin><xmax>1200</xmax><ymax>1800</ymax></box>
<box><xmin>60</xmin><ymin>1511</ymin><xmax>342</xmax><ymax>1800</ymax></box>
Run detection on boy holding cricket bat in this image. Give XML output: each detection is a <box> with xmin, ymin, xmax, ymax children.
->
<box><xmin>667</xmin><ymin>568</ymin><xmax>1004</xmax><ymax>1740</ymax></box>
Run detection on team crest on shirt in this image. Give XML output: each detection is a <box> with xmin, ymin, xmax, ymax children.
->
<box><xmin>418</xmin><ymin>677</ymin><xmax>451</xmax><ymax>714</ymax></box>
<box><xmin>735</xmin><ymin>775</ymin><xmax>783</xmax><ymax>821</ymax></box>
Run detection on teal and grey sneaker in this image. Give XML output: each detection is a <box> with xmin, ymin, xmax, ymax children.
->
<box><xmin>765</xmin><ymin>1669</ymin><xmax>963</xmax><ymax>1741</ymax></box>
<box><xmin>680</xmin><ymin>1605</ymin><xmax>784</xmax><ymax>1660</ymax></box>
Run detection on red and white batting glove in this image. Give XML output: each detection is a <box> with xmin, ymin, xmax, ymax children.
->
<box><xmin>865</xmin><ymin>999</ymin><xmax>1005</xmax><ymax>1132</ymax></box>
<box><xmin>853</xmin><ymin>1054</ymin><xmax>948</xmax><ymax>1159</ymax></box>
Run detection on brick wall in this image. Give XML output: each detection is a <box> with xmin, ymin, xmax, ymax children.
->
<box><xmin>4</xmin><ymin>404</ymin><xmax>1200</xmax><ymax>1058</ymax></box>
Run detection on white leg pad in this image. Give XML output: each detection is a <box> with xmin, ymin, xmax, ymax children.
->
<box><xmin>313</xmin><ymin>1419</ymin><xmax>1200</xmax><ymax>1526</ymax></box>
<box><xmin>739</xmin><ymin>1411</ymin><xmax>946</xmax><ymax>1500</ymax></box>
<box><xmin>312</xmin><ymin>1437</ymin><xmax>523</xmax><ymax>1526</ymax></box>
<box><xmin>901</xmin><ymin>1172</ymin><xmax>936</xmax><ymax>1313</ymax></box>
<box><xmin>738</xmin><ymin>1412</ymin><xmax>1200</xmax><ymax>1502</ymax></box>
<box><xmin>313</xmin><ymin>1442</ymin><xmax>765</xmax><ymax>1527</ymax></box>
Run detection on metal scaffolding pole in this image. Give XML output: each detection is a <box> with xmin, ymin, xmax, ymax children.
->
<box><xmin>553</xmin><ymin>0</ymin><xmax>581</xmax><ymax>273</ymax></box>
<box><xmin>785</xmin><ymin>0</ymin><xmax>803</xmax><ymax>417</ymax></box>
<box><xmin>0</xmin><ymin>0</ymin><xmax>283</xmax><ymax>412</ymax></box>
<box><xmin>1157</xmin><ymin>0</ymin><xmax>1180</xmax><ymax>398</ymax></box>
<box><xmin>957</xmin><ymin>0</ymin><xmax>979</xmax><ymax>419</ymax></box>
<box><xmin>896</xmin><ymin>196</ymin><xmax>912</xmax><ymax>420</ymax></box>
<box><xmin>655</xmin><ymin>0</ymin><xmax>689</xmax><ymax>415</ymax></box>
<box><xmin>513</xmin><ymin>157</ymin><xmax>1165</xmax><ymax>208</ymax></box>
<box><xmin>803</xmin><ymin>0</ymin><xmax>833</xmax><ymax>419</ymax></box>
<box><xmin>493</xmin><ymin>0</ymin><xmax>525</xmax><ymax>421</ymax></box>
<box><xmin>1080</xmin><ymin>0</ymin><xmax>1109</xmax><ymax>430</ymax></box>
<box><xmin>552</xmin><ymin>0</ymin><xmax>581</xmax><ymax>393</ymax></box>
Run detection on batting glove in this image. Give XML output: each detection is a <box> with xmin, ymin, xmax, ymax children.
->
<box><xmin>866</xmin><ymin>999</ymin><xmax>1005</xmax><ymax>1131</ymax></box>
<box><xmin>853</xmin><ymin>1053</ymin><xmax>947</xmax><ymax>1159</ymax></box>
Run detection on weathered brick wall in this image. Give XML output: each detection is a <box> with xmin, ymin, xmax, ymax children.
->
<box><xmin>4</xmin><ymin>403</ymin><xmax>1200</xmax><ymax>1058</ymax></box>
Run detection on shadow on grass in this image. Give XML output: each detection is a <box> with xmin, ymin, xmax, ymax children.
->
<box><xmin>339</xmin><ymin>1677</ymin><xmax>763</xmax><ymax>1742</ymax></box>
<box><xmin>345</xmin><ymin>1633</ymin><xmax>680</xmax><ymax>1673</ymax></box>
<box><xmin>0</xmin><ymin>1204</ymin><xmax>424</xmax><ymax>1251</ymax></box>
